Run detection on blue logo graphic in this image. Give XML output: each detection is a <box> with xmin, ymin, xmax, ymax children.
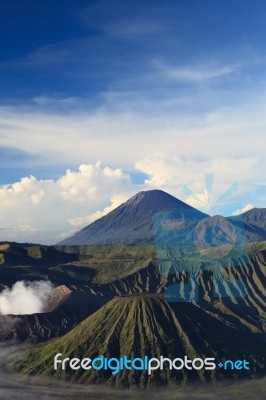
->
<box><xmin>54</xmin><ymin>353</ymin><xmax>250</xmax><ymax>375</ymax></box>
<box><xmin>217</xmin><ymin>360</ymin><xmax>250</xmax><ymax>370</ymax></box>
<box><xmin>153</xmin><ymin>173</ymin><xmax>248</xmax><ymax>302</ymax></box>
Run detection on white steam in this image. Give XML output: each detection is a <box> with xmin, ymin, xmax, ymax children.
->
<box><xmin>0</xmin><ymin>281</ymin><xmax>53</xmax><ymax>315</ymax></box>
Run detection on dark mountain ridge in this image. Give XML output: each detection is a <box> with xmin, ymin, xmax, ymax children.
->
<box><xmin>228</xmin><ymin>208</ymin><xmax>266</xmax><ymax>243</ymax></box>
<box><xmin>2</xmin><ymin>242</ymin><xmax>266</xmax><ymax>343</ymax></box>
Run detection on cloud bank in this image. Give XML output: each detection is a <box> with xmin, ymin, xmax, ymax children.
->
<box><xmin>0</xmin><ymin>162</ymin><xmax>131</xmax><ymax>243</ymax></box>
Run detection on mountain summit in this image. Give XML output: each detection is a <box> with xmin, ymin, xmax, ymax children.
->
<box><xmin>58</xmin><ymin>190</ymin><xmax>208</xmax><ymax>245</ymax></box>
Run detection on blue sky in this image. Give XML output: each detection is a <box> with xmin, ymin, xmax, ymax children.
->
<box><xmin>0</xmin><ymin>0</ymin><xmax>266</xmax><ymax>243</ymax></box>
<box><xmin>1</xmin><ymin>1</ymin><xmax>266</xmax><ymax>104</ymax></box>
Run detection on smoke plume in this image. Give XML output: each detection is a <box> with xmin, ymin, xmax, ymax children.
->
<box><xmin>0</xmin><ymin>281</ymin><xmax>53</xmax><ymax>315</ymax></box>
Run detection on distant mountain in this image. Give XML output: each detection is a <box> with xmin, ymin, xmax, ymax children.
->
<box><xmin>0</xmin><ymin>242</ymin><xmax>80</xmax><ymax>268</ymax></box>
<box><xmin>58</xmin><ymin>190</ymin><xmax>266</xmax><ymax>246</ymax></box>
<box><xmin>228</xmin><ymin>208</ymin><xmax>266</xmax><ymax>243</ymax></box>
<box><xmin>58</xmin><ymin>190</ymin><xmax>208</xmax><ymax>245</ymax></box>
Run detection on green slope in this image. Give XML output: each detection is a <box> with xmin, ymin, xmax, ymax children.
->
<box><xmin>15</xmin><ymin>295</ymin><xmax>266</xmax><ymax>388</ymax></box>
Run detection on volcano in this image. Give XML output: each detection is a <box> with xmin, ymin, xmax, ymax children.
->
<box><xmin>58</xmin><ymin>190</ymin><xmax>208</xmax><ymax>245</ymax></box>
<box><xmin>16</xmin><ymin>294</ymin><xmax>266</xmax><ymax>388</ymax></box>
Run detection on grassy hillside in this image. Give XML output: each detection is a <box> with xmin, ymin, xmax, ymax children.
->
<box><xmin>15</xmin><ymin>295</ymin><xmax>266</xmax><ymax>388</ymax></box>
<box><xmin>0</xmin><ymin>243</ymin><xmax>155</xmax><ymax>285</ymax></box>
<box><xmin>1</xmin><ymin>240</ymin><xmax>266</xmax><ymax>289</ymax></box>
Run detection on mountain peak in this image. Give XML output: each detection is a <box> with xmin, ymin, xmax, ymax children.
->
<box><xmin>120</xmin><ymin>189</ymin><xmax>194</xmax><ymax>212</ymax></box>
<box><xmin>58</xmin><ymin>189</ymin><xmax>207</xmax><ymax>245</ymax></box>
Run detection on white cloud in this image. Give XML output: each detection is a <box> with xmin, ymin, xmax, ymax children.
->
<box><xmin>33</xmin><ymin>95</ymin><xmax>80</xmax><ymax>107</ymax></box>
<box><xmin>0</xmin><ymin>162</ymin><xmax>130</xmax><ymax>243</ymax></box>
<box><xmin>1</xmin><ymin>92</ymin><xmax>266</xmax><ymax>171</ymax></box>
<box><xmin>135</xmin><ymin>154</ymin><xmax>259</xmax><ymax>191</ymax></box>
<box><xmin>135</xmin><ymin>154</ymin><xmax>262</xmax><ymax>215</ymax></box>
<box><xmin>232</xmin><ymin>203</ymin><xmax>254</xmax><ymax>216</ymax></box>
<box><xmin>31</xmin><ymin>189</ymin><xmax>44</xmax><ymax>204</ymax></box>
<box><xmin>68</xmin><ymin>194</ymin><xmax>129</xmax><ymax>227</ymax></box>
<box><xmin>154</xmin><ymin>60</ymin><xmax>237</xmax><ymax>82</ymax></box>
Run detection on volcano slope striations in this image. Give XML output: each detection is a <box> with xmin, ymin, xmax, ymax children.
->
<box><xmin>15</xmin><ymin>295</ymin><xmax>266</xmax><ymax>388</ymax></box>
<box><xmin>1</xmin><ymin>242</ymin><xmax>266</xmax><ymax>343</ymax></box>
